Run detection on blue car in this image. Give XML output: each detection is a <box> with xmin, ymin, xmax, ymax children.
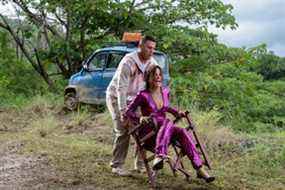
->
<box><xmin>64</xmin><ymin>43</ymin><xmax>170</xmax><ymax>110</ymax></box>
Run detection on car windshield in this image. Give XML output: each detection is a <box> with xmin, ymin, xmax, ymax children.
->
<box><xmin>86</xmin><ymin>51</ymin><xmax>167</xmax><ymax>72</ymax></box>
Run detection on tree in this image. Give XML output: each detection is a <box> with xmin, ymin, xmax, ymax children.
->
<box><xmin>249</xmin><ymin>44</ymin><xmax>285</xmax><ymax>80</ymax></box>
<box><xmin>0</xmin><ymin>30</ymin><xmax>45</xmax><ymax>102</ymax></box>
<box><xmin>0</xmin><ymin>0</ymin><xmax>237</xmax><ymax>86</ymax></box>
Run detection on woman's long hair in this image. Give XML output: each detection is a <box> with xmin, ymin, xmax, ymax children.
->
<box><xmin>144</xmin><ymin>65</ymin><xmax>163</xmax><ymax>90</ymax></box>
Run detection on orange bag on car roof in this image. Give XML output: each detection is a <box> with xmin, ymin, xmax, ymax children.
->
<box><xmin>122</xmin><ymin>32</ymin><xmax>142</xmax><ymax>43</ymax></box>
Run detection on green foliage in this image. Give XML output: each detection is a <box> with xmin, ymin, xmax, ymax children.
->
<box><xmin>171</xmin><ymin>44</ymin><xmax>285</xmax><ymax>132</ymax></box>
<box><xmin>152</xmin><ymin>26</ymin><xmax>219</xmax><ymax>59</ymax></box>
<box><xmin>0</xmin><ymin>30</ymin><xmax>47</xmax><ymax>106</ymax></box>
<box><xmin>249</xmin><ymin>45</ymin><xmax>285</xmax><ymax>80</ymax></box>
<box><xmin>0</xmin><ymin>0</ymin><xmax>237</xmax><ymax>81</ymax></box>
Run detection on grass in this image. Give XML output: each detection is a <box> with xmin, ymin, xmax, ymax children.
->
<box><xmin>0</xmin><ymin>96</ymin><xmax>284</xmax><ymax>190</ymax></box>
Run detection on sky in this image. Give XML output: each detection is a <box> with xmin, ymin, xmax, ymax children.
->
<box><xmin>1</xmin><ymin>0</ymin><xmax>284</xmax><ymax>57</ymax></box>
<box><xmin>208</xmin><ymin>0</ymin><xmax>285</xmax><ymax>57</ymax></box>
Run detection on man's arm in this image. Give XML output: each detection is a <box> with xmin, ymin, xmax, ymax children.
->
<box><xmin>124</xmin><ymin>92</ymin><xmax>143</xmax><ymax>125</ymax></box>
<box><xmin>116</xmin><ymin>62</ymin><xmax>131</xmax><ymax>120</ymax></box>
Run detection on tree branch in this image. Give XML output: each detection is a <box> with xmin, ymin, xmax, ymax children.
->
<box><xmin>54</xmin><ymin>11</ymin><xmax>67</xmax><ymax>28</ymax></box>
<box><xmin>0</xmin><ymin>13</ymin><xmax>54</xmax><ymax>88</ymax></box>
<box><xmin>0</xmin><ymin>13</ymin><xmax>37</xmax><ymax>69</ymax></box>
<box><xmin>12</xmin><ymin>0</ymin><xmax>63</xmax><ymax>39</ymax></box>
<box><xmin>0</xmin><ymin>21</ymin><xmax>8</xmax><ymax>29</ymax></box>
<box><xmin>34</xmin><ymin>48</ymin><xmax>54</xmax><ymax>88</ymax></box>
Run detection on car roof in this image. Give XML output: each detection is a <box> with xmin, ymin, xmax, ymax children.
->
<box><xmin>98</xmin><ymin>45</ymin><xmax>136</xmax><ymax>53</ymax></box>
<box><xmin>96</xmin><ymin>44</ymin><xmax>165</xmax><ymax>55</ymax></box>
<box><xmin>83</xmin><ymin>44</ymin><xmax>166</xmax><ymax>66</ymax></box>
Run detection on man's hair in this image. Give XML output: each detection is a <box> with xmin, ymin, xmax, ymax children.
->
<box><xmin>141</xmin><ymin>35</ymin><xmax>156</xmax><ymax>44</ymax></box>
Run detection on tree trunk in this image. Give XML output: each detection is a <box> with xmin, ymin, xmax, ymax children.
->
<box><xmin>0</xmin><ymin>14</ymin><xmax>54</xmax><ymax>89</ymax></box>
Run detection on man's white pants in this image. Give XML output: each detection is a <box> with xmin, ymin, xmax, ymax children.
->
<box><xmin>106</xmin><ymin>94</ymin><xmax>143</xmax><ymax>169</ymax></box>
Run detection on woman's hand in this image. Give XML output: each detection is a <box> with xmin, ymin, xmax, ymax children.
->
<box><xmin>140</xmin><ymin>116</ymin><xmax>152</xmax><ymax>124</ymax></box>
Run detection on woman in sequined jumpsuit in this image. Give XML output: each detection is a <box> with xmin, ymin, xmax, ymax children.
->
<box><xmin>125</xmin><ymin>65</ymin><xmax>215</xmax><ymax>183</ymax></box>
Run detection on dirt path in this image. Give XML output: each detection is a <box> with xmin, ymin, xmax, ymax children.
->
<box><xmin>0</xmin><ymin>141</ymin><xmax>59</xmax><ymax>190</ymax></box>
<box><xmin>0</xmin><ymin>108</ymin><xmax>58</xmax><ymax>189</ymax></box>
<box><xmin>0</xmin><ymin>108</ymin><xmax>110</xmax><ymax>190</ymax></box>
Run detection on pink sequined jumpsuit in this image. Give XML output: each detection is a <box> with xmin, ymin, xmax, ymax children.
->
<box><xmin>125</xmin><ymin>87</ymin><xmax>203</xmax><ymax>169</ymax></box>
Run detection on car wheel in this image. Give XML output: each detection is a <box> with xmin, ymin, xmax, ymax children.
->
<box><xmin>64</xmin><ymin>92</ymin><xmax>79</xmax><ymax>111</ymax></box>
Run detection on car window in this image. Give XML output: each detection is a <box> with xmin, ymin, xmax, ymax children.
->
<box><xmin>153</xmin><ymin>53</ymin><xmax>166</xmax><ymax>71</ymax></box>
<box><xmin>88</xmin><ymin>53</ymin><xmax>107</xmax><ymax>70</ymax></box>
<box><xmin>106</xmin><ymin>52</ymin><xmax>125</xmax><ymax>68</ymax></box>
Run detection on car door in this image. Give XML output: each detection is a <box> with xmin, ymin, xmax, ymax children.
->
<box><xmin>100</xmin><ymin>51</ymin><xmax>126</xmax><ymax>99</ymax></box>
<box><xmin>83</xmin><ymin>51</ymin><xmax>108</xmax><ymax>102</ymax></box>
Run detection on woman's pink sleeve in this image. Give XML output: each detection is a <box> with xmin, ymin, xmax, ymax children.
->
<box><xmin>124</xmin><ymin>92</ymin><xmax>144</xmax><ymax>125</ymax></box>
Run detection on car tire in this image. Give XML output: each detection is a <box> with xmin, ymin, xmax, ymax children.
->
<box><xmin>64</xmin><ymin>91</ymin><xmax>79</xmax><ymax>111</ymax></box>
